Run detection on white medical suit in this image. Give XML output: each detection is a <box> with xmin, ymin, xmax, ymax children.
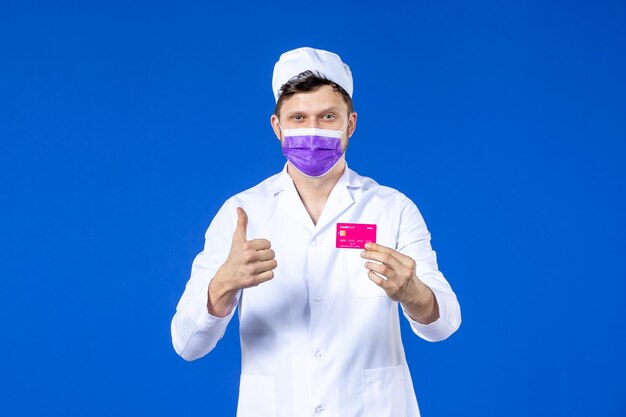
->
<box><xmin>171</xmin><ymin>164</ymin><xmax>461</xmax><ymax>417</ymax></box>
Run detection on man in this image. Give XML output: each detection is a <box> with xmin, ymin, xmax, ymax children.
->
<box><xmin>171</xmin><ymin>47</ymin><xmax>461</xmax><ymax>417</ymax></box>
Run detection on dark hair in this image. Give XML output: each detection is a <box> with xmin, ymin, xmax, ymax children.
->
<box><xmin>274</xmin><ymin>70</ymin><xmax>354</xmax><ymax>117</ymax></box>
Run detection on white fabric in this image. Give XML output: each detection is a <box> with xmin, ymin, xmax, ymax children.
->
<box><xmin>281</xmin><ymin>127</ymin><xmax>343</xmax><ymax>139</ymax></box>
<box><xmin>272</xmin><ymin>47</ymin><xmax>353</xmax><ymax>101</ymax></box>
<box><xmin>171</xmin><ymin>164</ymin><xmax>461</xmax><ymax>417</ymax></box>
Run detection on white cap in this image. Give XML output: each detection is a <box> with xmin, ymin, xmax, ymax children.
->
<box><xmin>272</xmin><ymin>47</ymin><xmax>353</xmax><ymax>102</ymax></box>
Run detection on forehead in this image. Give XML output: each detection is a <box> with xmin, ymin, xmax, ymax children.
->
<box><xmin>279</xmin><ymin>85</ymin><xmax>348</xmax><ymax>114</ymax></box>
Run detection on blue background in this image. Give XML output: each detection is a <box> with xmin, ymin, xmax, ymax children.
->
<box><xmin>1</xmin><ymin>1</ymin><xmax>625</xmax><ymax>416</ymax></box>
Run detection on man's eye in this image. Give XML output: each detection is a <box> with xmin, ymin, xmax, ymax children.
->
<box><xmin>323</xmin><ymin>114</ymin><xmax>335</xmax><ymax>119</ymax></box>
<box><xmin>291</xmin><ymin>115</ymin><xmax>303</xmax><ymax>120</ymax></box>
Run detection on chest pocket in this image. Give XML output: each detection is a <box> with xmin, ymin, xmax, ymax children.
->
<box><xmin>345</xmin><ymin>228</ymin><xmax>398</xmax><ymax>299</ymax></box>
<box><xmin>344</xmin><ymin>249</ymin><xmax>388</xmax><ymax>298</ymax></box>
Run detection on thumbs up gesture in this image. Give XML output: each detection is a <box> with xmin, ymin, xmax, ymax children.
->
<box><xmin>207</xmin><ymin>207</ymin><xmax>278</xmax><ymax>317</ymax></box>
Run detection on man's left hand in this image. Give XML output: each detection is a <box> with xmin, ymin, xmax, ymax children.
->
<box><xmin>361</xmin><ymin>242</ymin><xmax>439</xmax><ymax>324</ymax></box>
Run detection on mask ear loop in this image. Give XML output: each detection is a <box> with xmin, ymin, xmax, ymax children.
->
<box><xmin>277</xmin><ymin>121</ymin><xmax>287</xmax><ymax>141</ymax></box>
<box><xmin>341</xmin><ymin>119</ymin><xmax>351</xmax><ymax>138</ymax></box>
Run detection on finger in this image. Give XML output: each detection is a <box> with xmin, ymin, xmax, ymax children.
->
<box><xmin>364</xmin><ymin>261</ymin><xmax>394</xmax><ymax>280</ymax></box>
<box><xmin>254</xmin><ymin>270</ymin><xmax>275</xmax><ymax>285</ymax></box>
<box><xmin>255</xmin><ymin>248</ymin><xmax>276</xmax><ymax>262</ymax></box>
<box><xmin>233</xmin><ymin>207</ymin><xmax>248</xmax><ymax>243</ymax></box>
<box><xmin>241</xmin><ymin>247</ymin><xmax>274</xmax><ymax>263</ymax></box>
<box><xmin>360</xmin><ymin>249</ymin><xmax>403</xmax><ymax>270</ymax></box>
<box><xmin>246</xmin><ymin>238</ymin><xmax>272</xmax><ymax>251</ymax></box>
<box><xmin>241</xmin><ymin>270</ymin><xmax>275</xmax><ymax>289</ymax></box>
<box><xmin>252</xmin><ymin>259</ymin><xmax>278</xmax><ymax>274</ymax></box>
<box><xmin>367</xmin><ymin>270</ymin><xmax>389</xmax><ymax>288</ymax></box>
<box><xmin>363</xmin><ymin>242</ymin><xmax>414</xmax><ymax>269</ymax></box>
<box><xmin>364</xmin><ymin>242</ymin><xmax>394</xmax><ymax>254</ymax></box>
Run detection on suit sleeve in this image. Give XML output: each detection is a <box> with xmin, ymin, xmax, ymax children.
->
<box><xmin>396</xmin><ymin>197</ymin><xmax>462</xmax><ymax>342</ymax></box>
<box><xmin>171</xmin><ymin>199</ymin><xmax>241</xmax><ymax>361</ymax></box>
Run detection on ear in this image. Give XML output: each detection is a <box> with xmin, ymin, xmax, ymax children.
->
<box><xmin>270</xmin><ymin>114</ymin><xmax>282</xmax><ymax>141</ymax></box>
<box><xmin>347</xmin><ymin>112</ymin><xmax>358</xmax><ymax>138</ymax></box>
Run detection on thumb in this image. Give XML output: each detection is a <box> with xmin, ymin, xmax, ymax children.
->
<box><xmin>232</xmin><ymin>207</ymin><xmax>248</xmax><ymax>243</ymax></box>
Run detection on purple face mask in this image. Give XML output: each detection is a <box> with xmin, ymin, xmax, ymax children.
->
<box><xmin>281</xmin><ymin>126</ymin><xmax>347</xmax><ymax>178</ymax></box>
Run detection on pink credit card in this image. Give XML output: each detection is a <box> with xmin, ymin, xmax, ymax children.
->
<box><xmin>336</xmin><ymin>223</ymin><xmax>377</xmax><ymax>249</ymax></box>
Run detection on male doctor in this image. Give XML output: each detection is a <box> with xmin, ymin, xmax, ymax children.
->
<box><xmin>171</xmin><ymin>47</ymin><xmax>461</xmax><ymax>417</ymax></box>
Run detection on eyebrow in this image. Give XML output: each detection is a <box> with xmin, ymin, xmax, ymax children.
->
<box><xmin>319</xmin><ymin>106</ymin><xmax>342</xmax><ymax>113</ymax></box>
<box><xmin>287</xmin><ymin>107</ymin><xmax>342</xmax><ymax>116</ymax></box>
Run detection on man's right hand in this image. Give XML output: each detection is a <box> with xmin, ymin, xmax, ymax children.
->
<box><xmin>207</xmin><ymin>207</ymin><xmax>277</xmax><ymax>317</ymax></box>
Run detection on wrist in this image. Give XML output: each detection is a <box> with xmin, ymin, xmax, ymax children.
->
<box><xmin>207</xmin><ymin>271</ymin><xmax>238</xmax><ymax>317</ymax></box>
<box><xmin>404</xmin><ymin>279</ymin><xmax>439</xmax><ymax>324</ymax></box>
<box><xmin>210</xmin><ymin>269</ymin><xmax>234</xmax><ymax>297</ymax></box>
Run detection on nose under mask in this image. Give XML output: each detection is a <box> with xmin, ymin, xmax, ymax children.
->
<box><xmin>280</xmin><ymin>124</ymin><xmax>348</xmax><ymax>178</ymax></box>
